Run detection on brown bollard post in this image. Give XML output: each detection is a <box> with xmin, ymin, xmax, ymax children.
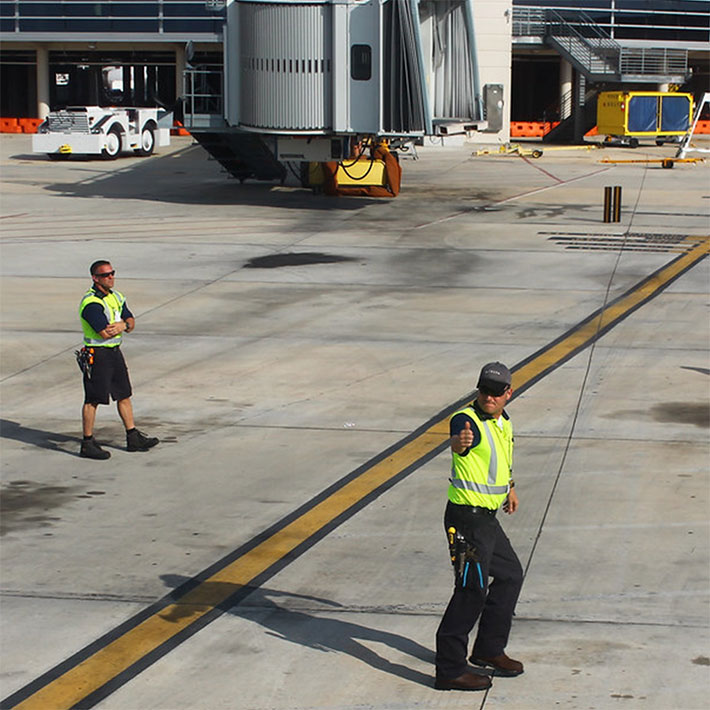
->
<box><xmin>613</xmin><ymin>185</ymin><xmax>622</xmax><ymax>222</ymax></box>
<box><xmin>603</xmin><ymin>186</ymin><xmax>622</xmax><ymax>223</ymax></box>
<box><xmin>603</xmin><ymin>186</ymin><xmax>612</xmax><ymax>222</ymax></box>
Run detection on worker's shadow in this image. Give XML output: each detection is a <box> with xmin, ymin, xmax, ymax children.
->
<box><xmin>0</xmin><ymin>418</ymin><xmax>79</xmax><ymax>455</ymax></box>
<box><xmin>160</xmin><ymin>574</ymin><xmax>435</xmax><ymax>687</ymax></box>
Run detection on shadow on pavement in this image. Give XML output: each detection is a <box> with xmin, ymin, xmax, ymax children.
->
<box><xmin>160</xmin><ymin>575</ymin><xmax>435</xmax><ymax>687</ymax></box>
<box><xmin>16</xmin><ymin>145</ymin><xmax>378</xmax><ymax>211</ymax></box>
<box><xmin>0</xmin><ymin>418</ymin><xmax>78</xmax><ymax>454</ymax></box>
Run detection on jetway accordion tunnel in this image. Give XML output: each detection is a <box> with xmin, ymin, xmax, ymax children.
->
<box><xmin>225</xmin><ymin>0</ymin><xmax>482</xmax><ymax>137</ymax></box>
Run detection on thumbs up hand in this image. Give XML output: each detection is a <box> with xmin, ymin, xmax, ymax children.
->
<box><xmin>452</xmin><ymin>419</ymin><xmax>474</xmax><ymax>453</ymax></box>
<box><xmin>460</xmin><ymin>420</ymin><xmax>474</xmax><ymax>447</ymax></box>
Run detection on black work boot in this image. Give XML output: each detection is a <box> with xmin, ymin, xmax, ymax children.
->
<box><xmin>126</xmin><ymin>428</ymin><xmax>159</xmax><ymax>452</ymax></box>
<box><xmin>80</xmin><ymin>437</ymin><xmax>111</xmax><ymax>460</ymax></box>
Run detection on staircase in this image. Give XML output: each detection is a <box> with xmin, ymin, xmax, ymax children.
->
<box><xmin>544</xmin><ymin>9</ymin><xmax>621</xmax><ymax>81</ymax></box>
<box><xmin>513</xmin><ymin>7</ymin><xmax>689</xmax><ymax>84</ymax></box>
<box><xmin>543</xmin><ymin>90</ymin><xmax>598</xmax><ymax>144</ymax></box>
<box><xmin>191</xmin><ymin>132</ymin><xmax>286</xmax><ymax>183</ymax></box>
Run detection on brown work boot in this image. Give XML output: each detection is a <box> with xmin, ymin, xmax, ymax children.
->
<box><xmin>434</xmin><ymin>670</ymin><xmax>492</xmax><ymax>691</ymax></box>
<box><xmin>469</xmin><ymin>652</ymin><xmax>524</xmax><ymax>677</ymax></box>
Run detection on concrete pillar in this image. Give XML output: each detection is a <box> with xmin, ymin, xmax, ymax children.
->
<box><xmin>573</xmin><ymin>71</ymin><xmax>586</xmax><ymax>143</ymax></box>
<box><xmin>175</xmin><ymin>44</ymin><xmax>186</xmax><ymax>101</ymax></box>
<box><xmin>560</xmin><ymin>59</ymin><xmax>573</xmax><ymax>120</ymax></box>
<box><xmin>36</xmin><ymin>45</ymin><xmax>50</xmax><ymax>119</ymax></box>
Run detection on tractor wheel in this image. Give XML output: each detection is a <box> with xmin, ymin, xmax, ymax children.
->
<box><xmin>135</xmin><ymin>125</ymin><xmax>155</xmax><ymax>156</ymax></box>
<box><xmin>102</xmin><ymin>126</ymin><xmax>122</xmax><ymax>160</ymax></box>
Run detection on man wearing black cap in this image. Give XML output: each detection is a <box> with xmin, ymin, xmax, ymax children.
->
<box><xmin>434</xmin><ymin>362</ymin><xmax>524</xmax><ymax>691</ymax></box>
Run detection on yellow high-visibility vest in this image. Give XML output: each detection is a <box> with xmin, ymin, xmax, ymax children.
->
<box><xmin>79</xmin><ymin>288</ymin><xmax>126</xmax><ymax>347</ymax></box>
<box><xmin>448</xmin><ymin>406</ymin><xmax>513</xmax><ymax>509</ymax></box>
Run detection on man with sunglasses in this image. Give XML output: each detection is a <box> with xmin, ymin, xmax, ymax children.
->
<box><xmin>434</xmin><ymin>362</ymin><xmax>523</xmax><ymax>692</ymax></box>
<box><xmin>78</xmin><ymin>260</ymin><xmax>158</xmax><ymax>459</ymax></box>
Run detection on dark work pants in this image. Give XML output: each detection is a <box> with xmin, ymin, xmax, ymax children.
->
<box><xmin>435</xmin><ymin>502</ymin><xmax>524</xmax><ymax>678</ymax></box>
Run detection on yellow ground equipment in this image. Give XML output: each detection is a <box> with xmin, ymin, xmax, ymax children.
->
<box><xmin>599</xmin><ymin>157</ymin><xmax>705</xmax><ymax>169</ymax></box>
<box><xmin>335</xmin><ymin>157</ymin><xmax>387</xmax><ymax>187</ymax></box>
<box><xmin>307</xmin><ymin>141</ymin><xmax>402</xmax><ymax>197</ymax></box>
<box><xmin>597</xmin><ymin>91</ymin><xmax>693</xmax><ymax>148</ymax></box>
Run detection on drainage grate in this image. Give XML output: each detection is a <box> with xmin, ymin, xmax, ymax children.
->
<box><xmin>542</xmin><ymin>232</ymin><xmax>707</xmax><ymax>253</ymax></box>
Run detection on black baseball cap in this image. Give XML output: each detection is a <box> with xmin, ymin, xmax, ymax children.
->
<box><xmin>477</xmin><ymin>362</ymin><xmax>511</xmax><ymax>396</ymax></box>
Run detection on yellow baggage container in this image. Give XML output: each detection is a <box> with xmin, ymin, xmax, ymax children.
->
<box><xmin>597</xmin><ymin>91</ymin><xmax>693</xmax><ymax>146</ymax></box>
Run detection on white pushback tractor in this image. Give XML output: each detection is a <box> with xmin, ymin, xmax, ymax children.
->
<box><xmin>32</xmin><ymin>106</ymin><xmax>172</xmax><ymax>159</ymax></box>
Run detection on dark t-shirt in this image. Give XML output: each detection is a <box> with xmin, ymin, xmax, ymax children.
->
<box><xmin>81</xmin><ymin>286</ymin><xmax>133</xmax><ymax>333</ymax></box>
<box><xmin>449</xmin><ymin>402</ymin><xmax>510</xmax><ymax>456</ymax></box>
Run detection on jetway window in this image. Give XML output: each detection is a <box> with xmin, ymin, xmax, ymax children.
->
<box><xmin>351</xmin><ymin>45</ymin><xmax>371</xmax><ymax>81</ymax></box>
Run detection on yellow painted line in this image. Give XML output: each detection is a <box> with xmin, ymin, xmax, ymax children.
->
<box><xmin>513</xmin><ymin>237</ymin><xmax>709</xmax><ymax>390</ymax></box>
<box><xmin>9</xmin><ymin>430</ymin><xmax>448</xmax><ymax>710</ymax></box>
<box><xmin>6</xmin><ymin>237</ymin><xmax>708</xmax><ymax>710</ymax></box>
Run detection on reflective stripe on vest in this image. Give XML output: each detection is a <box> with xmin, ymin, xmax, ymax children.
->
<box><xmin>447</xmin><ymin>406</ymin><xmax>513</xmax><ymax>508</ymax></box>
<box><xmin>79</xmin><ymin>289</ymin><xmax>125</xmax><ymax>348</ymax></box>
<box><xmin>448</xmin><ymin>479</ymin><xmax>510</xmax><ymax>496</ymax></box>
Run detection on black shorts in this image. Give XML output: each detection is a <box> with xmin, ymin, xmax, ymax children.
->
<box><xmin>83</xmin><ymin>346</ymin><xmax>133</xmax><ymax>405</ymax></box>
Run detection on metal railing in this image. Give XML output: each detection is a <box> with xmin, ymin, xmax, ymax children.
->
<box><xmin>0</xmin><ymin>0</ymin><xmax>224</xmax><ymax>35</ymax></box>
<box><xmin>512</xmin><ymin>7</ymin><xmax>547</xmax><ymax>37</ymax></box>
<box><xmin>619</xmin><ymin>48</ymin><xmax>689</xmax><ymax>77</ymax></box>
<box><xmin>512</xmin><ymin>3</ymin><xmax>709</xmax><ymax>44</ymax></box>
<box><xmin>544</xmin><ymin>8</ymin><xmax>621</xmax><ymax>75</ymax></box>
<box><xmin>183</xmin><ymin>66</ymin><xmax>223</xmax><ymax>121</ymax></box>
<box><xmin>513</xmin><ymin>7</ymin><xmax>689</xmax><ymax>79</ymax></box>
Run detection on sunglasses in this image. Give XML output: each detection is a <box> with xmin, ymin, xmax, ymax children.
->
<box><xmin>94</xmin><ymin>271</ymin><xmax>115</xmax><ymax>278</ymax></box>
<box><xmin>479</xmin><ymin>385</ymin><xmax>509</xmax><ymax>397</ymax></box>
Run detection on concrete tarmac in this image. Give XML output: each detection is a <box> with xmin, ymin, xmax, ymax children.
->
<box><xmin>0</xmin><ymin>133</ymin><xmax>708</xmax><ymax>710</ymax></box>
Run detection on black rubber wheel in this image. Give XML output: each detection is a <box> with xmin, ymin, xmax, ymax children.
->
<box><xmin>629</xmin><ymin>137</ymin><xmax>639</xmax><ymax>149</ymax></box>
<box><xmin>102</xmin><ymin>125</ymin><xmax>122</xmax><ymax>160</ymax></box>
<box><xmin>135</xmin><ymin>125</ymin><xmax>155</xmax><ymax>156</ymax></box>
<box><xmin>531</xmin><ymin>149</ymin><xmax>543</xmax><ymax>159</ymax></box>
<box><xmin>655</xmin><ymin>139</ymin><xmax>665</xmax><ymax>146</ymax></box>
<box><xmin>661</xmin><ymin>158</ymin><xmax>674</xmax><ymax>169</ymax></box>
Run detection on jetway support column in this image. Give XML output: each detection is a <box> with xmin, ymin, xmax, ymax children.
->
<box><xmin>560</xmin><ymin>58</ymin><xmax>572</xmax><ymax>120</ymax></box>
<box><xmin>573</xmin><ymin>71</ymin><xmax>586</xmax><ymax>143</ymax></box>
<box><xmin>36</xmin><ymin>45</ymin><xmax>49</xmax><ymax>119</ymax></box>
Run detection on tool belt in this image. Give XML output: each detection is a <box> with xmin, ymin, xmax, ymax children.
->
<box><xmin>447</xmin><ymin>526</ymin><xmax>485</xmax><ymax>591</ymax></box>
<box><xmin>75</xmin><ymin>346</ymin><xmax>95</xmax><ymax>379</ymax></box>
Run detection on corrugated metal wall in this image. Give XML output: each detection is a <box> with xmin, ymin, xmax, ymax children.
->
<box><xmin>239</xmin><ymin>2</ymin><xmax>332</xmax><ymax>131</ymax></box>
<box><xmin>426</xmin><ymin>0</ymin><xmax>475</xmax><ymax>120</ymax></box>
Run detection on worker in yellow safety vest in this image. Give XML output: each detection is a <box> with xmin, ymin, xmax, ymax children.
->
<box><xmin>77</xmin><ymin>260</ymin><xmax>158</xmax><ymax>459</ymax></box>
<box><xmin>434</xmin><ymin>362</ymin><xmax>524</xmax><ymax>692</ymax></box>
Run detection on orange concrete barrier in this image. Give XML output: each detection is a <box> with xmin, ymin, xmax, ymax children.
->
<box><xmin>19</xmin><ymin>118</ymin><xmax>43</xmax><ymax>134</ymax></box>
<box><xmin>510</xmin><ymin>121</ymin><xmax>560</xmax><ymax>138</ymax></box>
<box><xmin>0</xmin><ymin>117</ymin><xmax>22</xmax><ymax>133</ymax></box>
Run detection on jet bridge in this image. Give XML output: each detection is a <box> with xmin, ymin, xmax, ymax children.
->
<box><xmin>185</xmin><ymin>0</ymin><xmax>499</xmax><ymax>193</ymax></box>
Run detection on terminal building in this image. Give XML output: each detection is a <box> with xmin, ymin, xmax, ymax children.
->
<box><xmin>1</xmin><ymin>1</ymin><xmax>708</xmax><ymax>144</ymax></box>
